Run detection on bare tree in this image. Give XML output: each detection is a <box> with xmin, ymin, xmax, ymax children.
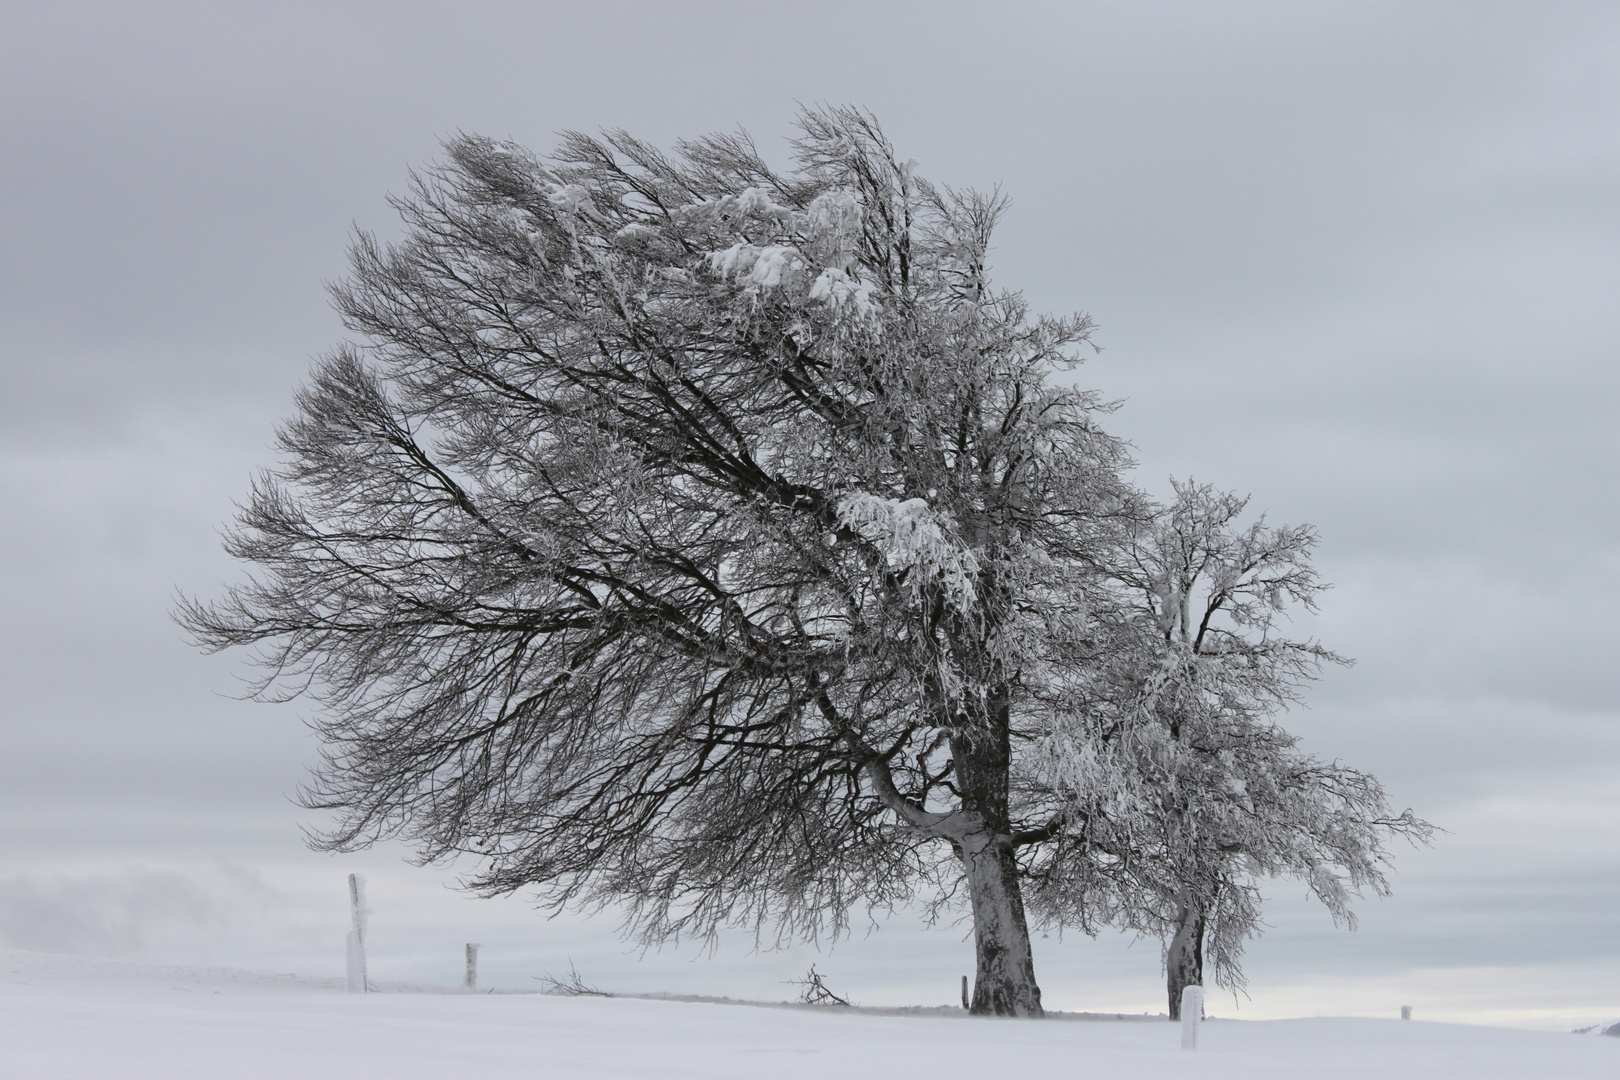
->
<box><xmin>178</xmin><ymin>107</ymin><xmax>1138</xmax><ymax>1016</ymax></box>
<box><xmin>1027</xmin><ymin>481</ymin><xmax>1431</xmax><ymax>1018</ymax></box>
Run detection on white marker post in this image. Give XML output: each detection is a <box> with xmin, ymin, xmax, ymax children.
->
<box><xmin>464</xmin><ymin>943</ymin><xmax>480</xmax><ymax>990</ymax></box>
<box><xmin>1180</xmin><ymin>985</ymin><xmax>1204</xmax><ymax>1050</ymax></box>
<box><xmin>345</xmin><ymin>873</ymin><xmax>368</xmax><ymax>994</ymax></box>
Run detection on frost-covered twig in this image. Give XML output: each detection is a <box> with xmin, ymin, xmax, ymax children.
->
<box><xmin>534</xmin><ymin>961</ymin><xmax>612</xmax><ymax>997</ymax></box>
<box><xmin>786</xmin><ymin>964</ymin><xmax>851</xmax><ymax>1007</ymax></box>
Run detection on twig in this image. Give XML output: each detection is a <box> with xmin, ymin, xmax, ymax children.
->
<box><xmin>786</xmin><ymin>964</ymin><xmax>851</xmax><ymax>1006</ymax></box>
<box><xmin>534</xmin><ymin>960</ymin><xmax>613</xmax><ymax>997</ymax></box>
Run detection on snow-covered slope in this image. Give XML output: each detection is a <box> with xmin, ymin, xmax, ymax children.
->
<box><xmin>3</xmin><ymin>950</ymin><xmax>1616</xmax><ymax>1080</ymax></box>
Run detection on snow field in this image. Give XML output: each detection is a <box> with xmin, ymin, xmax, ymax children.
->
<box><xmin>3</xmin><ymin>952</ymin><xmax>1616</xmax><ymax>1080</ymax></box>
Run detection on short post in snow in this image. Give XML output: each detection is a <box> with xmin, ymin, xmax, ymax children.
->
<box><xmin>345</xmin><ymin>873</ymin><xmax>368</xmax><ymax>994</ymax></box>
<box><xmin>1401</xmin><ymin>1005</ymin><xmax>1412</xmax><ymax>1021</ymax></box>
<box><xmin>961</xmin><ymin>975</ymin><xmax>970</xmax><ymax>1011</ymax></box>
<box><xmin>464</xmin><ymin>943</ymin><xmax>480</xmax><ymax>990</ymax></box>
<box><xmin>1179</xmin><ymin>985</ymin><xmax>1204</xmax><ymax>1050</ymax></box>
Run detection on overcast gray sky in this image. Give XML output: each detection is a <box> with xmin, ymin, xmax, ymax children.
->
<box><xmin>2</xmin><ymin>0</ymin><xmax>1617</xmax><ymax>1027</ymax></box>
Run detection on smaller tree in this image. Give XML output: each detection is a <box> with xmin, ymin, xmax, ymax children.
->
<box><xmin>1028</xmin><ymin>480</ymin><xmax>1431</xmax><ymax>1017</ymax></box>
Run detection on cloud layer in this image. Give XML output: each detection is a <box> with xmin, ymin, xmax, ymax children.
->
<box><xmin>2</xmin><ymin>0</ymin><xmax>1615</xmax><ymax>1028</ymax></box>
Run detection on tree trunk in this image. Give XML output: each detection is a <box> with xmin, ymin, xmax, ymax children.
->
<box><xmin>843</xmin><ymin>684</ymin><xmax>1044</xmax><ymax>1017</ymax></box>
<box><xmin>1166</xmin><ymin>904</ymin><xmax>1205</xmax><ymax>1020</ymax></box>
<box><xmin>951</xmin><ymin>694</ymin><xmax>1043</xmax><ymax>1018</ymax></box>
<box><xmin>961</xmin><ymin>837</ymin><xmax>1043</xmax><ymax>1016</ymax></box>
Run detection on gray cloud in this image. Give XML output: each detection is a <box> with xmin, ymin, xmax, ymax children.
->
<box><xmin>1</xmin><ymin>0</ymin><xmax>1616</xmax><ymax>1025</ymax></box>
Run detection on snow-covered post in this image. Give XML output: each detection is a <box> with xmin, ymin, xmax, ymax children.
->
<box><xmin>464</xmin><ymin>943</ymin><xmax>480</xmax><ymax>990</ymax></box>
<box><xmin>1179</xmin><ymin>985</ymin><xmax>1204</xmax><ymax>1050</ymax></box>
<box><xmin>345</xmin><ymin>873</ymin><xmax>368</xmax><ymax>993</ymax></box>
<box><xmin>1401</xmin><ymin>1005</ymin><xmax>1412</xmax><ymax>1021</ymax></box>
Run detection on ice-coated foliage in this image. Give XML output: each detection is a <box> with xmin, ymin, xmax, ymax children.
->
<box><xmin>178</xmin><ymin>107</ymin><xmax>1142</xmax><ymax>1016</ymax></box>
<box><xmin>833</xmin><ymin>493</ymin><xmax>980</xmax><ymax>608</ymax></box>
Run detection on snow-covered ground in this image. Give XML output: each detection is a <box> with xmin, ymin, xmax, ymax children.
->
<box><xmin>4</xmin><ymin>949</ymin><xmax>1616</xmax><ymax>1079</ymax></box>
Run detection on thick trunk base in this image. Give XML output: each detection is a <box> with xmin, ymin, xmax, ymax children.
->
<box><xmin>963</xmin><ymin>840</ymin><xmax>1043</xmax><ymax>1017</ymax></box>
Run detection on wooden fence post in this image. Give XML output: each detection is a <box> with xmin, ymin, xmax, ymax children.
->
<box><xmin>345</xmin><ymin>873</ymin><xmax>368</xmax><ymax>993</ymax></box>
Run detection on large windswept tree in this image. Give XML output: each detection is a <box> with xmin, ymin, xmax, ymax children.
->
<box><xmin>180</xmin><ymin>108</ymin><xmax>1142</xmax><ymax>1015</ymax></box>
